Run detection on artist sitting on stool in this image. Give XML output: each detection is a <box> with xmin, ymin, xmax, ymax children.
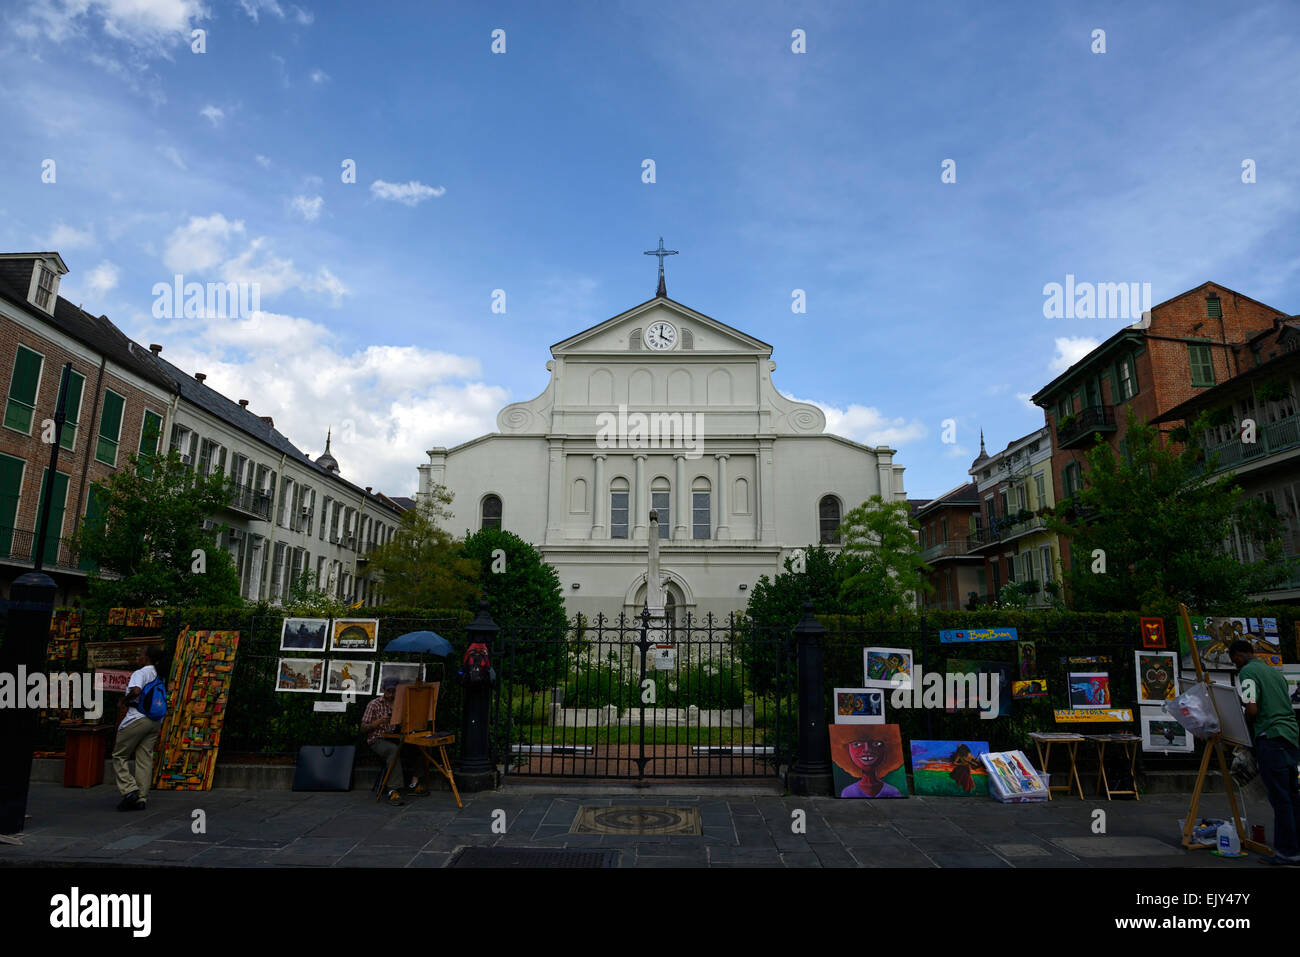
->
<box><xmin>362</xmin><ymin>676</ymin><xmax>425</xmax><ymax>805</ymax></box>
<box><xmin>1230</xmin><ymin>639</ymin><xmax>1300</xmax><ymax>865</ymax></box>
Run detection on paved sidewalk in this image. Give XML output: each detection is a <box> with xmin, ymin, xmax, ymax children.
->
<box><xmin>0</xmin><ymin>781</ymin><xmax>1278</xmax><ymax>868</ymax></box>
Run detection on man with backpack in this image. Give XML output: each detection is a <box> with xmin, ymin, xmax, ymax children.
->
<box><xmin>111</xmin><ymin>645</ymin><xmax>166</xmax><ymax>811</ymax></box>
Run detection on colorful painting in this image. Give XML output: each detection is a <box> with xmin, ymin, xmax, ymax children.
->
<box><xmin>863</xmin><ymin>647</ymin><xmax>913</xmax><ymax>690</ymax></box>
<box><xmin>280</xmin><ymin>617</ymin><xmax>330</xmax><ymax>652</ymax></box>
<box><xmin>277</xmin><ymin>658</ymin><xmax>324</xmax><ymax>692</ymax></box>
<box><xmin>1068</xmin><ymin>672</ymin><xmax>1111</xmax><ymax>709</ymax></box>
<box><xmin>1053</xmin><ymin>708</ymin><xmax>1133</xmax><ymax>723</ymax></box>
<box><xmin>909</xmin><ymin>740</ymin><xmax>990</xmax><ymax>796</ymax></box>
<box><xmin>980</xmin><ymin>750</ymin><xmax>1048</xmax><ymax>802</ymax></box>
<box><xmin>1140</xmin><ymin>710</ymin><xmax>1193</xmax><ymax>753</ymax></box>
<box><xmin>1283</xmin><ymin>666</ymin><xmax>1300</xmax><ymax>711</ymax></box>
<box><xmin>107</xmin><ymin>608</ymin><xmax>128</xmax><ymax>626</ymax></box>
<box><xmin>153</xmin><ymin>629</ymin><xmax>240</xmax><ymax>791</ymax></box>
<box><xmin>330</xmin><ymin>618</ymin><xmax>379</xmax><ymax>653</ymax></box>
<box><xmin>939</xmin><ymin>628</ymin><xmax>1018</xmax><ymax>643</ymax></box>
<box><xmin>1012</xmin><ymin>679</ymin><xmax>1048</xmax><ymax>699</ymax></box>
<box><xmin>1135</xmin><ymin>650</ymin><xmax>1178</xmax><ymax>705</ymax></box>
<box><xmin>945</xmin><ymin>658</ymin><xmax>1010</xmax><ymax>716</ymax></box>
<box><xmin>378</xmin><ymin>661</ymin><xmax>424</xmax><ymax>690</ymax></box>
<box><xmin>326</xmin><ymin>659</ymin><xmax>376</xmax><ymax>695</ymax></box>
<box><xmin>829</xmin><ymin>724</ymin><xmax>908</xmax><ymax>798</ymax></box>
<box><xmin>1139</xmin><ymin>617</ymin><xmax>1166</xmax><ymax>649</ymax></box>
<box><xmin>1018</xmin><ymin>640</ymin><xmax>1037</xmax><ymax>678</ymax></box>
<box><xmin>833</xmin><ymin>688</ymin><xmax>885</xmax><ymax>725</ymax></box>
<box><xmin>1179</xmin><ymin>615</ymin><xmax>1279</xmax><ymax>672</ymax></box>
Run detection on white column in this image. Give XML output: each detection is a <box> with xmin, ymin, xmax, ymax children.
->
<box><xmin>715</xmin><ymin>453</ymin><xmax>730</xmax><ymax>540</ymax></box>
<box><xmin>633</xmin><ymin>454</ymin><xmax>648</xmax><ymax>540</ymax></box>
<box><xmin>591</xmin><ymin>454</ymin><xmax>607</xmax><ymax>539</ymax></box>
<box><xmin>876</xmin><ymin>446</ymin><xmax>894</xmax><ymax>499</ymax></box>
<box><xmin>673</xmin><ymin>454</ymin><xmax>688</xmax><ymax>540</ymax></box>
<box><xmin>758</xmin><ymin>440</ymin><xmax>775</xmax><ymax>542</ymax></box>
<box><xmin>546</xmin><ymin>441</ymin><xmax>565</xmax><ymax>542</ymax></box>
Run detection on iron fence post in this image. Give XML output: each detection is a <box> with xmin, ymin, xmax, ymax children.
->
<box><xmin>788</xmin><ymin>601</ymin><xmax>833</xmax><ymax>795</ymax></box>
<box><xmin>454</xmin><ymin>599</ymin><xmax>498</xmax><ymax>791</ymax></box>
<box><xmin>0</xmin><ymin>571</ymin><xmax>58</xmax><ymax>836</ymax></box>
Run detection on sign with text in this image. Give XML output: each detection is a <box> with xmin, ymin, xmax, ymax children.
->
<box><xmin>85</xmin><ymin>639</ymin><xmax>158</xmax><ymax>671</ymax></box>
<box><xmin>1053</xmin><ymin>708</ymin><xmax>1134</xmax><ymax>723</ymax></box>
<box><xmin>940</xmin><ymin>628</ymin><xmax>1018</xmax><ymax>643</ymax></box>
<box><xmin>94</xmin><ymin>669</ymin><xmax>132</xmax><ymax>694</ymax></box>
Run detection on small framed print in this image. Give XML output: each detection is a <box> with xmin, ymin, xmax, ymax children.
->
<box><xmin>377</xmin><ymin>661</ymin><xmax>424</xmax><ymax>689</ymax></box>
<box><xmin>864</xmin><ymin>647</ymin><xmax>913</xmax><ymax>690</ymax></box>
<box><xmin>276</xmin><ymin>658</ymin><xmax>324</xmax><ymax>693</ymax></box>
<box><xmin>1139</xmin><ymin>617</ymin><xmax>1166</xmax><ymax>649</ymax></box>
<box><xmin>280</xmin><ymin>617</ymin><xmax>329</xmax><ymax>652</ymax></box>
<box><xmin>326</xmin><ymin>659</ymin><xmax>376</xmax><ymax>696</ymax></box>
<box><xmin>1135</xmin><ymin>650</ymin><xmax>1179</xmax><ymax>706</ymax></box>
<box><xmin>833</xmin><ymin>688</ymin><xmax>885</xmax><ymax>725</ymax></box>
<box><xmin>330</xmin><ymin>618</ymin><xmax>379</xmax><ymax>653</ymax></box>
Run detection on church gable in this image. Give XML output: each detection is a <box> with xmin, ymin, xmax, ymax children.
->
<box><xmin>551</xmin><ymin>299</ymin><xmax>772</xmax><ymax>357</ymax></box>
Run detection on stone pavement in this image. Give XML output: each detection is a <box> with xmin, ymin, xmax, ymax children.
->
<box><xmin>0</xmin><ymin>780</ymin><xmax>1280</xmax><ymax>868</ymax></box>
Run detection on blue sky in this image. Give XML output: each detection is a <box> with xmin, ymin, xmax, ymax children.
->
<box><xmin>2</xmin><ymin>0</ymin><xmax>1298</xmax><ymax>499</ymax></box>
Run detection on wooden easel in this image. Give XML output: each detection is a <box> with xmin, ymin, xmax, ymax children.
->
<box><xmin>1176</xmin><ymin>604</ymin><xmax>1270</xmax><ymax>855</ymax></box>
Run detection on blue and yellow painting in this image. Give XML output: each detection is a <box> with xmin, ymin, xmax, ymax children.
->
<box><xmin>909</xmin><ymin>740</ymin><xmax>990</xmax><ymax>796</ymax></box>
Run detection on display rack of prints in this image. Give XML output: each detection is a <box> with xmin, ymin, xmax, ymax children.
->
<box><xmin>152</xmin><ymin>629</ymin><xmax>240</xmax><ymax>791</ymax></box>
<box><xmin>42</xmin><ymin>609</ymin><xmax>85</xmax><ymax>723</ymax></box>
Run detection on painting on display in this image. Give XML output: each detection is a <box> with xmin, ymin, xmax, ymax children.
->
<box><xmin>1068</xmin><ymin>672</ymin><xmax>1111</xmax><ymax>709</ymax></box>
<box><xmin>1140</xmin><ymin>709</ymin><xmax>1194</xmax><ymax>753</ymax></box>
<box><xmin>280</xmin><ymin>617</ymin><xmax>330</xmax><ymax>652</ymax></box>
<box><xmin>326</xmin><ymin>659</ymin><xmax>376</xmax><ymax>696</ymax></box>
<box><xmin>153</xmin><ymin>629</ymin><xmax>239</xmax><ymax>791</ymax></box>
<box><xmin>330</xmin><ymin>618</ymin><xmax>379</xmax><ymax>653</ymax></box>
<box><xmin>276</xmin><ymin>658</ymin><xmax>324</xmax><ymax>693</ymax></box>
<box><xmin>939</xmin><ymin>628</ymin><xmax>1018</xmax><ymax>643</ymax></box>
<box><xmin>829</xmin><ymin>724</ymin><xmax>909</xmax><ymax>798</ymax></box>
<box><xmin>945</xmin><ymin>658</ymin><xmax>1011</xmax><ymax>717</ymax></box>
<box><xmin>1140</xmin><ymin>617</ymin><xmax>1167</xmax><ymax>649</ymax></box>
<box><xmin>1282</xmin><ymin>665</ymin><xmax>1300</xmax><ymax>711</ymax></box>
<box><xmin>1134</xmin><ymin>650</ymin><xmax>1179</xmax><ymax>706</ymax></box>
<box><xmin>1017</xmin><ymin>640</ymin><xmax>1037</xmax><ymax>679</ymax></box>
<box><xmin>1011</xmin><ymin>679</ymin><xmax>1048</xmax><ymax>699</ymax></box>
<box><xmin>377</xmin><ymin>661</ymin><xmax>424</xmax><ymax>690</ymax></box>
<box><xmin>833</xmin><ymin>688</ymin><xmax>885</xmax><ymax>725</ymax></box>
<box><xmin>909</xmin><ymin>740</ymin><xmax>990</xmax><ymax>797</ymax></box>
<box><xmin>1178</xmin><ymin>615</ymin><xmax>1279</xmax><ymax>672</ymax></box>
<box><xmin>863</xmin><ymin>647</ymin><xmax>913</xmax><ymax>690</ymax></box>
<box><xmin>979</xmin><ymin>750</ymin><xmax>1048</xmax><ymax>802</ymax></box>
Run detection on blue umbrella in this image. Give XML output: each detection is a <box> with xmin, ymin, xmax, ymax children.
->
<box><xmin>384</xmin><ymin>630</ymin><xmax>455</xmax><ymax>657</ymax></box>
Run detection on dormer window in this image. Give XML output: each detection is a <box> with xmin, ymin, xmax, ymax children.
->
<box><xmin>31</xmin><ymin>262</ymin><xmax>59</xmax><ymax>312</ymax></box>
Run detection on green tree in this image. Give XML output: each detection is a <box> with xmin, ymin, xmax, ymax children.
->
<box><xmin>461</xmin><ymin>527</ymin><xmax>568</xmax><ymax>690</ymax></box>
<box><xmin>71</xmin><ymin>449</ymin><xmax>242</xmax><ymax>610</ymax></box>
<box><xmin>281</xmin><ymin>570</ymin><xmax>353</xmax><ymax>619</ymax></box>
<box><xmin>1047</xmin><ymin>408</ymin><xmax>1291</xmax><ymax>612</ymax></box>
<box><xmin>365</xmin><ymin>487</ymin><xmax>480</xmax><ymax>608</ymax></box>
<box><xmin>838</xmin><ymin>494</ymin><xmax>933</xmax><ymax>612</ymax></box>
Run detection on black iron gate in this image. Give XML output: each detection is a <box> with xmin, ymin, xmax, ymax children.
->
<box><xmin>490</xmin><ymin>609</ymin><xmax>791</xmax><ymax>779</ymax></box>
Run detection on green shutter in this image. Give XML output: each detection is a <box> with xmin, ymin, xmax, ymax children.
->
<box><xmin>137</xmin><ymin>410</ymin><xmax>162</xmax><ymax>476</ymax></box>
<box><xmin>1190</xmin><ymin>344</ymin><xmax>1215</xmax><ymax>387</ymax></box>
<box><xmin>58</xmin><ymin>368</ymin><xmax>85</xmax><ymax>451</ymax></box>
<box><xmin>0</xmin><ymin>454</ymin><xmax>23</xmax><ymax>556</ymax></box>
<box><xmin>96</xmin><ymin>390</ymin><xmax>125</xmax><ymax>465</ymax></box>
<box><xmin>79</xmin><ymin>484</ymin><xmax>108</xmax><ymax>571</ymax></box>
<box><xmin>32</xmin><ymin>470</ymin><xmax>69</xmax><ymax>566</ymax></box>
<box><xmin>4</xmin><ymin>347</ymin><xmax>43</xmax><ymax>433</ymax></box>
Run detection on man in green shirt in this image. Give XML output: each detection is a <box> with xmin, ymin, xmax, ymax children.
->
<box><xmin>1230</xmin><ymin>640</ymin><xmax>1300</xmax><ymax>864</ymax></box>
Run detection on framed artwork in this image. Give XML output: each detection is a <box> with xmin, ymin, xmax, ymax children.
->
<box><xmin>833</xmin><ymin>688</ymin><xmax>885</xmax><ymax>725</ymax></box>
<box><xmin>280</xmin><ymin>617</ymin><xmax>329</xmax><ymax>652</ymax></box>
<box><xmin>154</xmin><ymin>629</ymin><xmax>240</xmax><ymax>791</ymax></box>
<box><xmin>377</xmin><ymin>661</ymin><xmax>424</xmax><ymax>690</ymax></box>
<box><xmin>980</xmin><ymin>750</ymin><xmax>1048</xmax><ymax>802</ymax></box>
<box><xmin>1135</xmin><ymin>650</ymin><xmax>1178</xmax><ymax>706</ymax></box>
<box><xmin>946</xmin><ymin>658</ymin><xmax>1010</xmax><ymax>716</ymax></box>
<box><xmin>330</xmin><ymin>618</ymin><xmax>379</xmax><ymax>653</ymax></box>
<box><xmin>829</xmin><ymin>724</ymin><xmax>908</xmax><ymax>798</ymax></box>
<box><xmin>1139</xmin><ymin>709</ymin><xmax>1193</xmax><ymax>753</ymax></box>
<box><xmin>276</xmin><ymin>658</ymin><xmax>324</xmax><ymax>693</ymax></box>
<box><xmin>1282</xmin><ymin>665</ymin><xmax>1300</xmax><ymax>711</ymax></box>
<box><xmin>326</xmin><ymin>659</ymin><xmax>376</xmax><ymax>695</ymax></box>
<box><xmin>863</xmin><ymin>647</ymin><xmax>913</xmax><ymax>690</ymax></box>
<box><xmin>1068</xmin><ymin>672</ymin><xmax>1111</xmax><ymax>709</ymax></box>
<box><xmin>1139</xmin><ymin>617</ymin><xmax>1166</xmax><ymax>649</ymax></box>
<box><xmin>1011</xmin><ymin>679</ymin><xmax>1048</xmax><ymax>699</ymax></box>
<box><xmin>909</xmin><ymin>740</ymin><xmax>990</xmax><ymax>796</ymax></box>
<box><xmin>1017</xmin><ymin>640</ymin><xmax>1037</xmax><ymax>678</ymax></box>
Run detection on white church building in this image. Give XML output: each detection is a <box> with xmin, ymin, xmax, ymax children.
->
<box><xmin>417</xmin><ymin>275</ymin><xmax>907</xmax><ymax>623</ymax></box>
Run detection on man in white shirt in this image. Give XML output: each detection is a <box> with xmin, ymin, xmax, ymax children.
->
<box><xmin>111</xmin><ymin>645</ymin><xmax>165</xmax><ymax>811</ymax></box>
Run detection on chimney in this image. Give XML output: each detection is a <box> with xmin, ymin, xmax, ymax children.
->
<box><xmin>149</xmin><ymin>344</ymin><xmax>162</xmax><ymax>355</ymax></box>
<box><xmin>261</xmin><ymin>416</ymin><xmax>274</xmax><ymax>427</ymax></box>
<box><xmin>195</xmin><ymin>372</ymin><xmax>206</xmax><ymax>383</ymax></box>
<box><xmin>365</xmin><ymin>486</ymin><xmax>372</xmax><ymax>494</ymax></box>
<box><xmin>238</xmin><ymin>399</ymin><xmax>249</xmax><ymax>409</ymax></box>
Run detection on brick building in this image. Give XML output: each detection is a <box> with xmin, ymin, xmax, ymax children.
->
<box><xmin>1031</xmin><ymin>282</ymin><xmax>1289</xmax><ymax>572</ymax></box>
<box><xmin>915</xmin><ymin>482</ymin><xmax>983</xmax><ymax>610</ymax></box>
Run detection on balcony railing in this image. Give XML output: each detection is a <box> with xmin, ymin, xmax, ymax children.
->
<box><xmin>1203</xmin><ymin>411</ymin><xmax>1300</xmax><ymax>474</ymax></box>
<box><xmin>225</xmin><ymin>483</ymin><xmax>273</xmax><ymax>520</ymax></box>
<box><xmin>971</xmin><ymin>514</ymin><xmax>1048</xmax><ymax>548</ymax></box>
<box><xmin>0</xmin><ymin>527</ymin><xmax>87</xmax><ymax>574</ymax></box>
<box><xmin>1057</xmin><ymin>404</ymin><xmax>1116</xmax><ymax>449</ymax></box>
<box><xmin>920</xmin><ymin>538</ymin><xmax>980</xmax><ymax>562</ymax></box>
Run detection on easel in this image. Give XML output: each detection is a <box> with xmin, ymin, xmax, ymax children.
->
<box><xmin>1176</xmin><ymin>604</ymin><xmax>1270</xmax><ymax>855</ymax></box>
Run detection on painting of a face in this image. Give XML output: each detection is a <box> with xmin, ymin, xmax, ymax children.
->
<box><xmin>829</xmin><ymin>724</ymin><xmax>908</xmax><ymax>798</ymax></box>
<box><xmin>848</xmin><ymin>738</ymin><xmax>886</xmax><ymax>771</ymax></box>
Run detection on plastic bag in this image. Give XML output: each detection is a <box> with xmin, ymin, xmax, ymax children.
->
<box><xmin>1164</xmin><ymin>683</ymin><xmax>1220</xmax><ymax>739</ymax></box>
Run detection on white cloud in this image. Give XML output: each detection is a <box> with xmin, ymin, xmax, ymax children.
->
<box><xmin>1049</xmin><ymin>336</ymin><xmax>1102</xmax><ymax>374</ymax></box>
<box><xmin>238</xmin><ymin>0</ymin><xmax>284</xmax><ymax>22</ymax></box>
<box><xmin>152</xmin><ymin>311</ymin><xmax>502</xmax><ymax>495</ymax></box>
<box><xmin>159</xmin><ymin>145</ymin><xmax>187</xmax><ymax>170</ymax></box>
<box><xmin>199</xmin><ymin>104</ymin><xmax>224</xmax><ymax>126</ymax></box>
<box><xmin>290</xmin><ymin>194</ymin><xmax>323</xmax><ymax>221</ymax></box>
<box><xmin>291</xmin><ymin>5</ymin><xmax>313</xmax><ymax>25</ymax></box>
<box><xmin>163</xmin><ymin>214</ymin><xmax>245</xmax><ymax>272</ymax></box>
<box><xmin>309</xmin><ymin>68</ymin><xmax>328</xmax><ymax>84</ymax></box>
<box><xmin>369</xmin><ymin>179</ymin><xmax>446</xmax><ymax>206</ymax></box>
<box><xmin>943</xmin><ymin>444</ymin><xmax>972</xmax><ymax>459</ymax></box>
<box><xmin>16</xmin><ymin>0</ymin><xmax>208</xmax><ymax>51</ymax></box>
<box><xmin>86</xmin><ymin>261</ymin><xmax>120</xmax><ymax>296</ymax></box>
<box><xmin>44</xmin><ymin>222</ymin><xmax>95</xmax><ymax>249</ymax></box>
<box><xmin>1015</xmin><ymin>392</ymin><xmax>1040</xmax><ymax>415</ymax></box>
<box><xmin>784</xmin><ymin>394</ymin><xmax>927</xmax><ymax>447</ymax></box>
<box><xmin>254</xmin><ymin>154</ymin><xmax>272</xmax><ymax>169</ymax></box>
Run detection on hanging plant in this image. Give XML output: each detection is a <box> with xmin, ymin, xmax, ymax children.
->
<box><xmin>1057</xmin><ymin>414</ymin><xmax>1077</xmax><ymax>434</ymax></box>
<box><xmin>1258</xmin><ymin>379</ymin><xmax>1292</xmax><ymax>404</ymax></box>
<box><xmin>1207</xmin><ymin>406</ymin><xmax>1234</xmax><ymax>427</ymax></box>
<box><xmin>1169</xmin><ymin>425</ymin><xmax>1191</xmax><ymax>444</ymax></box>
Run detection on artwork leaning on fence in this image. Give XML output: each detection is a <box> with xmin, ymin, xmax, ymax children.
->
<box><xmin>909</xmin><ymin>740</ymin><xmax>990</xmax><ymax>797</ymax></box>
<box><xmin>829</xmin><ymin>724</ymin><xmax>909</xmax><ymax>798</ymax></box>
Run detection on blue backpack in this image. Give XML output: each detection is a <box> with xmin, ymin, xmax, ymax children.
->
<box><xmin>138</xmin><ymin>676</ymin><xmax>167</xmax><ymax>721</ymax></box>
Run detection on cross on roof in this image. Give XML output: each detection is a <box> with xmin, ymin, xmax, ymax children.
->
<box><xmin>643</xmin><ymin>237</ymin><xmax>678</xmax><ymax>298</ymax></box>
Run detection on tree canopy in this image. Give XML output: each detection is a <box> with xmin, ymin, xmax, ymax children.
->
<box><xmin>365</xmin><ymin>486</ymin><xmax>480</xmax><ymax>608</ymax></box>
<box><xmin>838</xmin><ymin>494</ymin><xmax>932</xmax><ymax>613</ymax></box>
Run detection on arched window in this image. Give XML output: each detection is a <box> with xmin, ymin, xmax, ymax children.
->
<box><xmin>629</xmin><ymin>329</ymin><xmax>643</xmax><ymax>350</ymax></box>
<box><xmin>651</xmin><ymin>476</ymin><xmax>670</xmax><ymax>539</ymax></box>
<box><xmin>665</xmin><ymin>589</ymin><xmax>677</xmax><ymax>638</ymax></box>
<box><xmin>610</xmin><ymin>478</ymin><xmax>629</xmax><ymax>539</ymax></box>
<box><xmin>819</xmin><ymin>495</ymin><xmax>841</xmax><ymax>544</ymax></box>
<box><xmin>481</xmin><ymin>494</ymin><xmax>502</xmax><ymax>531</ymax></box>
<box><xmin>692</xmin><ymin>477</ymin><xmax>711</xmax><ymax>540</ymax></box>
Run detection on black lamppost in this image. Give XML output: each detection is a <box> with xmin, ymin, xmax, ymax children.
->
<box><xmin>787</xmin><ymin>601</ymin><xmax>833</xmax><ymax>796</ymax></box>
<box><xmin>0</xmin><ymin>363</ymin><xmax>71</xmax><ymax>838</ymax></box>
<box><xmin>454</xmin><ymin>599</ymin><xmax>498</xmax><ymax>792</ymax></box>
